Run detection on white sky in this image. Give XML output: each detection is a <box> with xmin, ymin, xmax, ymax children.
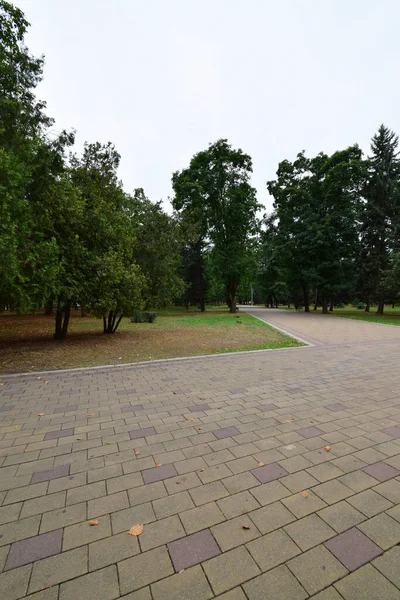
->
<box><xmin>17</xmin><ymin>0</ymin><xmax>400</xmax><ymax>213</ymax></box>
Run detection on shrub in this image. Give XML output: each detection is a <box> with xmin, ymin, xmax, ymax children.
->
<box><xmin>356</xmin><ymin>302</ymin><xmax>365</xmax><ymax>310</ymax></box>
<box><xmin>131</xmin><ymin>311</ymin><xmax>157</xmax><ymax>323</ymax></box>
<box><xmin>337</xmin><ymin>302</ymin><xmax>345</xmax><ymax>309</ymax></box>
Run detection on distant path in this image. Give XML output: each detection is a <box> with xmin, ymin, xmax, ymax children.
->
<box><xmin>244</xmin><ymin>306</ymin><xmax>400</xmax><ymax>347</ymax></box>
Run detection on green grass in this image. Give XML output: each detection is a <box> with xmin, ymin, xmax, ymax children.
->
<box><xmin>282</xmin><ymin>305</ymin><xmax>400</xmax><ymax>326</ymax></box>
<box><xmin>0</xmin><ymin>306</ymin><xmax>302</xmax><ymax>373</ymax></box>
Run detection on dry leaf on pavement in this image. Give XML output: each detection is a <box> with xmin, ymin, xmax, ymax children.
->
<box><xmin>301</xmin><ymin>491</ymin><xmax>309</xmax><ymax>498</ymax></box>
<box><xmin>187</xmin><ymin>418</ymin><xmax>195</xmax><ymax>422</ymax></box>
<box><xmin>76</xmin><ymin>437</ymin><xmax>84</xmax><ymax>441</ymax></box>
<box><xmin>323</xmin><ymin>446</ymin><xmax>331</xmax><ymax>452</ymax></box>
<box><xmin>199</xmin><ymin>468</ymin><xmax>205</xmax><ymax>472</ymax></box>
<box><xmin>37</xmin><ymin>413</ymin><xmax>45</xmax><ymax>416</ymax></box>
<box><xmin>129</xmin><ymin>523</ymin><xmax>144</xmax><ymax>536</ymax></box>
<box><xmin>135</xmin><ymin>450</ymin><xmax>141</xmax><ymax>456</ymax></box>
<box><xmin>258</xmin><ymin>462</ymin><xmax>265</xmax><ymax>467</ymax></box>
<box><xmin>242</xmin><ymin>525</ymin><xmax>251</xmax><ymax>530</ymax></box>
<box><xmin>155</xmin><ymin>463</ymin><xmax>162</xmax><ymax>467</ymax></box>
<box><xmin>89</xmin><ymin>519</ymin><xmax>99</xmax><ymax>526</ymax></box>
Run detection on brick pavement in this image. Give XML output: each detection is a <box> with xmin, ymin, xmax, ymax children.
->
<box><xmin>1</xmin><ymin>308</ymin><xmax>400</xmax><ymax>600</ymax></box>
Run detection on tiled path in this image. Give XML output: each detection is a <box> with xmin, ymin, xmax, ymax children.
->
<box><xmin>1</xmin><ymin>309</ymin><xmax>400</xmax><ymax>600</ymax></box>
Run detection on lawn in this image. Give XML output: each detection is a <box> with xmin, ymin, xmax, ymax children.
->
<box><xmin>282</xmin><ymin>305</ymin><xmax>400</xmax><ymax>326</ymax></box>
<box><xmin>0</xmin><ymin>307</ymin><xmax>302</xmax><ymax>374</ymax></box>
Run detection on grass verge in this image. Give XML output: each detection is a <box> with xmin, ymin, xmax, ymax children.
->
<box><xmin>281</xmin><ymin>305</ymin><xmax>400</xmax><ymax>326</ymax></box>
<box><xmin>0</xmin><ymin>307</ymin><xmax>302</xmax><ymax>374</ymax></box>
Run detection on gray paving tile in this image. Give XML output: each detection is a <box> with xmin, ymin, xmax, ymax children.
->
<box><xmin>250</xmin><ymin>462</ymin><xmax>288</xmax><ymax>483</ymax></box>
<box><xmin>31</xmin><ymin>464</ymin><xmax>70</xmax><ymax>484</ymax></box>
<box><xmin>44</xmin><ymin>429</ymin><xmax>74</xmax><ymax>441</ymax></box>
<box><xmin>0</xmin><ymin>564</ymin><xmax>31</xmax><ymax>600</ymax></box>
<box><xmin>129</xmin><ymin>427</ymin><xmax>156</xmax><ymax>439</ymax></box>
<box><xmin>118</xmin><ymin>546</ymin><xmax>174</xmax><ymax>595</ymax></box>
<box><xmin>325</xmin><ymin>527</ymin><xmax>382</xmax><ymax>571</ymax></box>
<box><xmin>362</xmin><ymin>461</ymin><xmax>400</xmax><ymax>482</ymax></box>
<box><xmin>142</xmin><ymin>463</ymin><xmax>178</xmax><ymax>484</ymax></box>
<box><xmin>168</xmin><ymin>529</ymin><xmax>220</xmax><ymax>571</ymax></box>
<box><xmin>5</xmin><ymin>529</ymin><xmax>63</xmax><ymax>570</ymax></box>
<box><xmin>213</xmin><ymin>426</ymin><xmax>240</xmax><ymax>439</ymax></box>
<box><xmin>373</xmin><ymin>546</ymin><xmax>400</xmax><ymax>588</ymax></box>
<box><xmin>297</xmin><ymin>426</ymin><xmax>324</xmax><ymax>438</ymax></box>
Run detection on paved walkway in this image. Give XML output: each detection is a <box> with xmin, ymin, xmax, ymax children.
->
<box><xmin>1</xmin><ymin>310</ymin><xmax>400</xmax><ymax>600</ymax></box>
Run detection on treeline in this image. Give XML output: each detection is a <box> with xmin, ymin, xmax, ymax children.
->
<box><xmin>2</xmin><ymin>2</ymin><xmax>400</xmax><ymax>344</ymax></box>
<box><xmin>257</xmin><ymin>126</ymin><xmax>400</xmax><ymax>313</ymax></box>
<box><xmin>0</xmin><ymin>2</ymin><xmax>258</xmax><ymax>340</ymax></box>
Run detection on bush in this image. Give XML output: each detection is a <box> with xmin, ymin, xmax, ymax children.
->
<box><xmin>337</xmin><ymin>303</ymin><xmax>345</xmax><ymax>309</ymax></box>
<box><xmin>356</xmin><ymin>302</ymin><xmax>365</xmax><ymax>310</ymax></box>
<box><xmin>131</xmin><ymin>311</ymin><xmax>157</xmax><ymax>323</ymax></box>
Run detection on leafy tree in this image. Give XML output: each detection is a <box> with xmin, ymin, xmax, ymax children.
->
<box><xmin>267</xmin><ymin>147</ymin><xmax>363</xmax><ymax>312</ymax></box>
<box><xmin>172</xmin><ymin>139</ymin><xmax>260</xmax><ymax>312</ymax></box>
<box><xmin>0</xmin><ymin>0</ymin><xmax>56</xmax><ymax>311</ymax></box>
<box><xmin>359</xmin><ymin>125</ymin><xmax>400</xmax><ymax>314</ymax></box>
<box><xmin>131</xmin><ymin>189</ymin><xmax>184</xmax><ymax>309</ymax></box>
<box><xmin>70</xmin><ymin>143</ymin><xmax>145</xmax><ymax>336</ymax></box>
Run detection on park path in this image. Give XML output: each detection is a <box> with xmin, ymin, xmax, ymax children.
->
<box><xmin>1</xmin><ymin>310</ymin><xmax>400</xmax><ymax>599</ymax></box>
<box><xmin>245</xmin><ymin>306</ymin><xmax>400</xmax><ymax>347</ymax></box>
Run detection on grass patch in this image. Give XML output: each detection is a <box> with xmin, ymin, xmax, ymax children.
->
<box><xmin>0</xmin><ymin>307</ymin><xmax>302</xmax><ymax>374</ymax></box>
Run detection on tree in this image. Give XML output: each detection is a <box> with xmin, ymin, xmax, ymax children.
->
<box><xmin>267</xmin><ymin>147</ymin><xmax>364</xmax><ymax>313</ymax></box>
<box><xmin>70</xmin><ymin>143</ymin><xmax>145</xmax><ymax>336</ymax></box>
<box><xmin>359</xmin><ymin>125</ymin><xmax>400</xmax><ymax>314</ymax></box>
<box><xmin>0</xmin><ymin>0</ymin><xmax>56</xmax><ymax>312</ymax></box>
<box><xmin>131</xmin><ymin>189</ymin><xmax>184</xmax><ymax>309</ymax></box>
<box><xmin>172</xmin><ymin>139</ymin><xmax>260</xmax><ymax>312</ymax></box>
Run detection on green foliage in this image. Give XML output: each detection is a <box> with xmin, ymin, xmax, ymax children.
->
<box><xmin>172</xmin><ymin>139</ymin><xmax>261</xmax><ymax>312</ymax></box>
<box><xmin>131</xmin><ymin>189</ymin><xmax>184</xmax><ymax>309</ymax></box>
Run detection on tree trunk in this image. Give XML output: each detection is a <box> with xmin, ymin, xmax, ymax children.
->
<box><xmin>199</xmin><ymin>298</ymin><xmax>205</xmax><ymax>312</ymax></box>
<box><xmin>80</xmin><ymin>303</ymin><xmax>86</xmax><ymax>317</ymax></box>
<box><xmin>365</xmin><ymin>299</ymin><xmax>370</xmax><ymax>312</ymax></box>
<box><xmin>54</xmin><ymin>300</ymin><xmax>71</xmax><ymax>340</ymax></box>
<box><xmin>322</xmin><ymin>293</ymin><xmax>328</xmax><ymax>314</ymax></box>
<box><xmin>227</xmin><ymin>281</ymin><xmax>238</xmax><ymax>313</ymax></box>
<box><xmin>376</xmin><ymin>297</ymin><xmax>385</xmax><ymax>315</ymax></box>
<box><xmin>329</xmin><ymin>298</ymin><xmax>334</xmax><ymax>312</ymax></box>
<box><xmin>314</xmin><ymin>288</ymin><xmax>318</xmax><ymax>311</ymax></box>
<box><xmin>104</xmin><ymin>310</ymin><xmax>123</xmax><ymax>333</ymax></box>
<box><xmin>303</xmin><ymin>284</ymin><xmax>310</xmax><ymax>312</ymax></box>
<box><xmin>44</xmin><ymin>300</ymin><xmax>53</xmax><ymax>315</ymax></box>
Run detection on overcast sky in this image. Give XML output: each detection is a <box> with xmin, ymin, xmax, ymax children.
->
<box><xmin>17</xmin><ymin>0</ymin><xmax>400</xmax><ymax>213</ymax></box>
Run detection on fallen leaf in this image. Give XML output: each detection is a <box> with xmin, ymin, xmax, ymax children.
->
<box><xmin>129</xmin><ymin>523</ymin><xmax>144</xmax><ymax>536</ymax></box>
<box><xmin>176</xmin><ymin>480</ymin><xmax>181</xmax><ymax>484</ymax></box>
<box><xmin>301</xmin><ymin>491</ymin><xmax>309</xmax><ymax>498</ymax></box>
<box><xmin>199</xmin><ymin>468</ymin><xmax>205</xmax><ymax>472</ymax></box>
<box><xmin>89</xmin><ymin>519</ymin><xmax>99</xmax><ymax>526</ymax></box>
<box><xmin>155</xmin><ymin>462</ymin><xmax>162</xmax><ymax>467</ymax></box>
<box><xmin>187</xmin><ymin>418</ymin><xmax>195</xmax><ymax>422</ymax></box>
<box><xmin>40</xmin><ymin>584</ymin><xmax>52</xmax><ymax>590</ymax></box>
<box><xmin>87</xmin><ymin>413</ymin><xmax>95</xmax><ymax>418</ymax></box>
<box><xmin>76</xmin><ymin>437</ymin><xmax>84</xmax><ymax>441</ymax></box>
<box><xmin>44</xmin><ymin>381</ymin><xmax>49</xmax><ymax>384</ymax></box>
<box><xmin>323</xmin><ymin>446</ymin><xmax>331</xmax><ymax>452</ymax></box>
<box><xmin>135</xmin><ymin>450</ymin><xmax>141</xmax><ymax>456</ymax></box>
<box><xmin>179</xmin><ymin>569</ymin><xmax>185</xmax><ymax>574</ymax></box>
<box><xmin>37</xmin><ymin>413</ymin><xmax>45</xmax><ymax>417</ymax></box>
<box><xmin>173</xmin><ymin>391</ymin><xmax>176</xmax><ymax>395</ymax></box>
<box><xmin>36</xmin><ymin>376</ymin><xmax>42</xmax><ymax>380</ymax></box>
<box><xmin>242</xmin><ymin>525</ymin><xmax>251</xmax><ymax>530</ymax></box>
<box><xmin>258</xmin><ymin>462</ymin><xmax>265</xmax><ymax>467</ymax></box>
<box><xmin>198</xmin><ymin>427</ymin><xmax>203</xmax><ymax>430</ymax></box>
<box><xmin>105</xmin><ymin>442</ymin><xmax>112</xmax><ymax>445</ymax></box>
<box><xmin>283</xmin><ymin>419</ymin><xmax>293</xmax><ymax>423</ymax></box>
